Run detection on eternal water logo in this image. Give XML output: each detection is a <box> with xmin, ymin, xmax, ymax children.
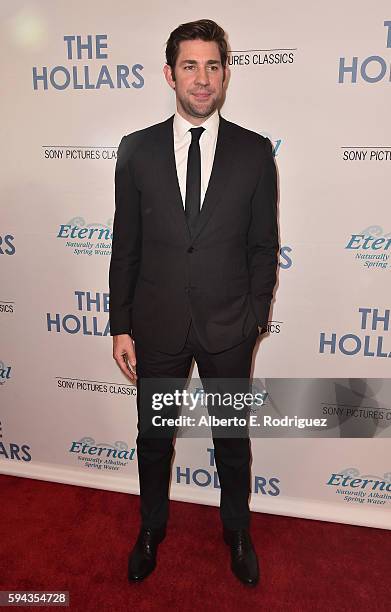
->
<box><xmin>339</xmin><ymin>20</ymin><xmax>391</xmax><ymax>84</ymax></box>
<box><xmin>326</xmin><ymin>467</ymin><xmax>391</xmax><ymax>506</ymax></box>
<box><xmin>260</xmin><ymin>135</ymin><xmax>282</xmax><ymax>157</ymax></box>
<box><xmin>57</xmin><ymin>217</ymin><xmax>112</xmax><ymax>256</ymax></box>
<box><xmin>345</xmin><ymin>225</ymin><xmax>390</xmax><ymax>270</ymax></box>
<box><xmin>272</xmin><ymin>139</ymin><xmax>282</xmax><ymax>157</ymax></box>
<box><xmin>46</xmin><ymin>290</ymin><xmax>110</xmax><ymax>336</ymax></box>
<box><xmin>320</xmin><ymin>307</ymin><xmax>390</xmax><ymax>358</ymax></box>
<box><xmin>69</xmin><ymin>437</ymin><xmax>135</xmax><ymax>472</ymax></box>
<box><xmin>0</xmin><ymin>360</ymin><xmax>12</xmax><ymax>385</ymax></box>
<box><xmin>33</xmin><ymin>34</ymin><xmax>144</xmax><ymax>91</ymax></box>
<box><xmin>249</xmin><ymin>381</ymin><xmax>269</xmax><ymax>411</ymax></box>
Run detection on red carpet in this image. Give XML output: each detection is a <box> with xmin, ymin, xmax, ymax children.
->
<box><xmin>0</xmin><ymin>473</ymin><xmax>389</xmax><ymax>611</ymax></box>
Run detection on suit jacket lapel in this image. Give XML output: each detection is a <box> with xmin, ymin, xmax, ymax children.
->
<box><xmin>190</xmin><ymin>116</ymin><xmax>234</xmax><ymax>243</ymax></box>
<box><xmin>155</xmin><ymin>115</ymin><xmax>191</xmax><ymax>240</ymax></box>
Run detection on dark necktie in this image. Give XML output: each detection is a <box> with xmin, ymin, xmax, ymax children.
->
<box><xmin>185</xmin><ymin>126</ymin><xmax>205</xmax><ymax>236</ymax></box>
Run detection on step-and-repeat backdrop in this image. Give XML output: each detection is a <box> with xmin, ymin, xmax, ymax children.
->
<box><xmin>1</xmin><ymin>0</ymin><xmax>390</xmax><ymax>529</ymax></box>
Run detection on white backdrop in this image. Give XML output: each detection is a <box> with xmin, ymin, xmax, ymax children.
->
<box><xmin>1</xmin><ymin>0</ymin><xmax>390</xmax><ymax>529</ymax></box>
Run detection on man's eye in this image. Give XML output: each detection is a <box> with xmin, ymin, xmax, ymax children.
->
<box><xmin>184</xmin><ymin>65</ymin><xmax>194</xmax><ymax>70</ymax></box>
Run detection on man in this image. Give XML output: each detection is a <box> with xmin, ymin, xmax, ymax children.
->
<box><xmin>109</xmin><ymin>19</ymin><xmax>279</xmax><ymax>587</ymax></box>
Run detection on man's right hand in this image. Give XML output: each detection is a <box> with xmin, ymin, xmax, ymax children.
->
<box><xmin>112</xmin><ymin>334</ymin><xmax>137</xmax><ymax>383</ymax></box>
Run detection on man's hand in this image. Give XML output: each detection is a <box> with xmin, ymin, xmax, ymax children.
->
<box><xmin>112</xmin><ymin>334</ymin><xmax>137</xmax><ymax>383</ymax></box>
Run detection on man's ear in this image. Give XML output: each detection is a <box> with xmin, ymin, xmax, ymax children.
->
<box><xmin>163</xmin><ymin>64</ymin><xmax>175</xmax><ymax>90</ymax></box>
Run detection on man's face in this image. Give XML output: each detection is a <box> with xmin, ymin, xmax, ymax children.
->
<box><xmin>164</xmin><ymin>39</ymin><xmax>226</xmax><ymax>124</ymax></box>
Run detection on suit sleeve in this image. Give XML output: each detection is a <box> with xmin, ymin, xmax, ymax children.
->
<box><xmin>247</xmin><ymin>136</ymin><xmax>279</xmax><ymax>329</ymax></box>
<box><xmin>108</xmin><ymin>135</ymin><xmax>141</xmax><ymax>336</ymax></box>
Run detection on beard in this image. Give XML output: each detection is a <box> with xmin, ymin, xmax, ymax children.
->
<box><xmin>177</xmin><ymin>90</ymin><xmax>220</xmax><ymax>119</ymax></box>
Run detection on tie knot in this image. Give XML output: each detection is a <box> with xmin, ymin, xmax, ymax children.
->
<box><xmin>189</xmin><ymin>126</ymin><xmax>205</xmax><ymax>142</ymax></box>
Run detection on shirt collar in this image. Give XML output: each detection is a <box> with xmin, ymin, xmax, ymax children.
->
<box><xmin>173</xmin><ymin>109</ymin><xmax>220</xmax><ymax>141</ymax></box>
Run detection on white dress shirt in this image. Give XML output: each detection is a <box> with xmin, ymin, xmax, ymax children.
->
<box><xmin>173</xmin><ymin>109</ymin><xmax>220</xmax><ymax>208</ymax></box>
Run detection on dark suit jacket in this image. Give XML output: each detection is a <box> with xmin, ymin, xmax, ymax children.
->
<box><xmin>109</xmin><ymin>114</ymin><xmax>279</xmax><ymax>354</ymax></box>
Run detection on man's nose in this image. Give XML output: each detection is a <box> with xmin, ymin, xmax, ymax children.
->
<box><xmin>194</xmin><ymin>67</ymin><xmax>210</xmax><ymax>85</ymax></box>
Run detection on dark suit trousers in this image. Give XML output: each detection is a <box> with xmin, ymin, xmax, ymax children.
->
<box><xmin>134</xmin><ymin>319</ymin><xmax>259</xmax><ymax>531</ymax></box>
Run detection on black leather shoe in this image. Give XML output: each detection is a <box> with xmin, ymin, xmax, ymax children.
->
<box><xmin>128</xmin><ymin>525</ymin><xmax>166</xmax><ymax>582</ymax></box>
<box><xmin>223</xmin><ymin>527</ymin><xmax>259</xmax><ymax>586</ymax></box>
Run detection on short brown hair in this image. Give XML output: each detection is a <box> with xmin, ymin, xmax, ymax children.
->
<box><xmin>166</xmin><ymin>19</ymin><xmax>228</xmax><ymax>75</ymax></box>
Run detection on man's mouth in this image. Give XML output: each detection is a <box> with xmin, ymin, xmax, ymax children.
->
<box><xmin>192</xmin><ymin>92</ymin><xmax>212</xmax><ymax>100</ymax></box>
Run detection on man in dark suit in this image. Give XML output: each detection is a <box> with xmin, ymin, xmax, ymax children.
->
<box><xmin>109</xmin><ymin>19</ymin><xmax>279</xmax><ymax>587</ymax></box>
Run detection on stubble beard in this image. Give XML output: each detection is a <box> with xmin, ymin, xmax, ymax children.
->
<box><xmin>177</xmin><ymin>91</ymin><xmax>220</xmax><ymax>119</ymax></box>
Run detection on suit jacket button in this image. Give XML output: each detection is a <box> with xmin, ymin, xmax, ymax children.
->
<box><xmin>187</xmin><ymin>246</ymin><xmax>194</xmax><ymax>253</ymax></box>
